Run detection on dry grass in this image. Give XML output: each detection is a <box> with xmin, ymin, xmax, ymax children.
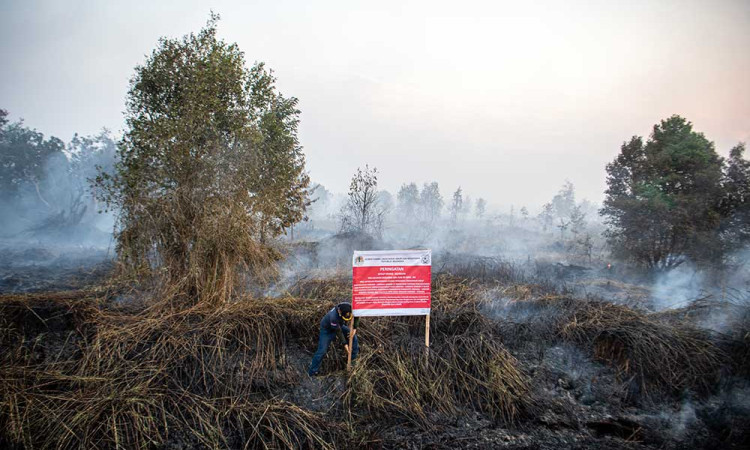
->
<box><xmin>561</xmin><ymin>300</ymin><xmax>723</xmax><ymax>397</ymax></box>
<box><xmin>1</xmin><ymin>272</ymin><xmax>740</xmax><ymax>448</ymax></box>
<box><xmin>480</xmin><ymin>290</ymin><xmax>729</xmax><ymax>400</ymax></box>
<box><xmin>346</xmin><ymin>333</ymin><xmax>529</xmax><ymax>429</ymax></box>
<box><xmin>492</xmin><ymin>294</ymin><xmax>726</xmax><ymax>399</ymax></box>
<box><xmin>0</xmin><ymin>275</ymin><xmax>533</xmax><ymax>448</ymax></box>
<box><xmin>343</xmin><ymin>275</ymin><xmax>531</xmax><ymax>429</ymax></box>
<box><xmin>0</xmin><ymin>294</ymin><xmax>347</xmax><ymax>449</ymax></box>
<box><xmin>286</xmin><ymin>276</ymin><xmax>352</xmax><ymax>303</ymax></box>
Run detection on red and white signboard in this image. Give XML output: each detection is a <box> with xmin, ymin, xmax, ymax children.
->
<box><xmin>352</xmin><ymin>250</ymin><xmax>431</xmax><ymax>316</ymax></box>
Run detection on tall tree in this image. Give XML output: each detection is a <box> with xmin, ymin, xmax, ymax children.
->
<box><xmin>475</xmin><ymin>197</ymin><xmax>486</xmax><ymax>220</ymax></box>
<box><xmin>551</xmin><ymin>180</ymin><xmax>576</xmax><ymax>219</ymax></box>
<box><xmin>601</xmin><ymin>116</ymin><xmax>725</xmax><ymax>270</ymax></box>
<box><xmin>397</xmin><ymin>182</ymin><xmax>420</xmax><ymax>223</ymax></box>
<box><xmin>538</xmin><ymin>202</ymin><xmax>554</xmax><ymax>232</ymax></box>
<box><xmin>462</xmin><ymin>193</ymin><xmax>472</xmax><ymax>219</ymax></box>
<box><xmin>419</xmin><ymin>181</ymin><xmax>443</xmax><ymax>226</ymax></box>
<box><xmin>449</xmin><ymin>186</ymin><xmax>463</xmax><ymax>225</ymax></box>
<box><xmin>569</xmin><ymin>205</ymin><xmax>586</xmax><ymax>238</ymax></box>
<box><xmin>339</xmin><ymin>165</ymin><xmax>384</xmax><ymax>237</ymax></box>
<box><xmin>95</xmin><ymin>15</ymin><xmax>309</xmax><ymax>302</ymax></box>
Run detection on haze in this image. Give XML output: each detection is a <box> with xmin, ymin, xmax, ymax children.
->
<box><xmin>1</xmin><ymin>0</ymin><xmax>748</xmax><ymax>210</ymax></box>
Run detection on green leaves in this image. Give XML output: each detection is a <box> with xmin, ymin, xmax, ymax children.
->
<box><xmin>0</xmin><ymin>119</ymin><xmax>66</xmax><ymax>196</ymax></box>
<box><xmin>95</xmin><ymin>15</ymin><xmax>309</xmax><ymax>300</ymax></box>
<box><xmin>602</xmin><ymin>115</ymin><xmax>745</xmax><ymax>270</ymax></box>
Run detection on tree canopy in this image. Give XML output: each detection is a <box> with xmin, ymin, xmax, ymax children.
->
<box><xmin>601</xmin><ymin>115</ymin><xmax>746</xmax><ymax>270</ymax></box>
<box><xmin>719</xmin><ymin>143</ymin><xmax>750</xmax><ymax>252</ymax></box>
<box><xmin>96</xmin><ymin>15</ymin><xmax>309</xmax><ymax>302</ymax></box>
<box><xmin>0</xmin><ymin>112</ymin><xmax>66</xmax><ymax>201</ymax></box>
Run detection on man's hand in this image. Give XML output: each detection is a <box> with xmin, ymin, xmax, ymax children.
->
<box><xmin>344</xmin><ymin>329</ymin><xmax>356</xmax><ymax>343</ymax></box>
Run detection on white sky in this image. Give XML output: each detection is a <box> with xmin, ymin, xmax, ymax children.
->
<box><xmin>1</xmin><ymin>0</ymin><xmax>748</xmax><ymax>211</ymax></box>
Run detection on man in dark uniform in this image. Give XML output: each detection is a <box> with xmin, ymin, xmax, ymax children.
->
<box><xmin>308</xmin><ymin>302</ymin><xmax>358</xmax><ymax>376</ymax></box>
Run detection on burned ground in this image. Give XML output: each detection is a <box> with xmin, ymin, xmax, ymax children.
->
<box><xmin>0</xmin><ymin>251</ymin><xmax>748</xmax><ymax>449</ymax></box>
<box><xmin>0</xmin><ymin>244</ymin><xmax>113</xmax><ymax>293</ymax></box>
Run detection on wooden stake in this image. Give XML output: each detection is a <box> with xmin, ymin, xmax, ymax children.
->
<box><xmin>347</xmin><ymin>317</ymin><xmax>355</xmax><ymax>370</ymax></box>
<box><xmin>425</xmin><ymin>313</ymin><xmax>430</xmax><ymax>354</ymax></box>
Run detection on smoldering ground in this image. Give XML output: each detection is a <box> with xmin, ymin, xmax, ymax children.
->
<box><xmin>251</xmin><ymin>182</ymin><xmax>750</xmax><ymax>448</ymax></box>
<box><xmin>3</xmin><ymin>262</ymin><xmax>749</xmax><ymax>449</ymax></box>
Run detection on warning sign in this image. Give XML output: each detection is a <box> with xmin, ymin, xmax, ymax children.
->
<box><xmin>352</xmin><ymin>250</ymin><xmax>431</xmax><ymax>316</ymax></box>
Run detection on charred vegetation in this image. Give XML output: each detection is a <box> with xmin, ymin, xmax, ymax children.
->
<box><xmin>1</xmin><ymin>264</ymin><xmax>748</xmax><ymax>449</ymax></box>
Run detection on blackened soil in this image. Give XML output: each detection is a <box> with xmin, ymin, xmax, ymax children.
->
<box><xmin>0</xmin><ymin>245</ymin><xmax>113</xmax><ymax>293</ymax></box>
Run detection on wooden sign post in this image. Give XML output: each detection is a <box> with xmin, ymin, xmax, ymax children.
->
<box><xmin>347</xmin><ymin>320</ymin><xmax>356</xmax><ymax>369</ymax></box>
<box><xmin>425</xmin><ymin>313</ymin><xmax>430</xmax><ymax>354</ymax></box>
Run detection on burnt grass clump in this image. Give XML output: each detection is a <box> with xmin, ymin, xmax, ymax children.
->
<box><xmin>1</xmin><ymin>268</ymin><xmax>749</xmax><ymax>449</ymax></box>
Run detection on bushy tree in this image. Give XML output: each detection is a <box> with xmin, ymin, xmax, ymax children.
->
<box><xmin>70</xmin><ymin>131</ymin><xmax>117</xmax><ymax>191</ymax></box>
<box><xmin>378</xmin><ymin>189</ymin><xmax>394</xmax><ymax>224</ymax></box>
<box><xmin>36</xmin><ymin>130</ymin><xmax>118</xmax><ymax>233</ymax></box>
<box><xmin>0</xmin><ymin>111</ymin><xmax>118</xmax><ymax>238</ymax></box>
<box><xmin>95</xmin><ymin>15</ymin><xmax>309</xmax><ymax>302</ymax></box>
<box><xmin>601</xmin><ymin>116</ymin><xmax>725</xmax><ymax>270</ymax></box>
<box><xmin>0</xmin><ymin>112</ymin><xmax>66</xmax><ymax>203</ymax></box>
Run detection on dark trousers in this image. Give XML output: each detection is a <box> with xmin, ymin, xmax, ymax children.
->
<box><xmin>308</xmin><ymin>327</ymin><xmax>359</xmax><ymax>375</ymax></box>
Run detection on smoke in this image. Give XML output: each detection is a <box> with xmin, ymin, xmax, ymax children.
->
<box><xmin>0</xmin><ymin>120</ymin><xmax>118</xmax><ymax>293</ymax></box>
<box><xmin>270</xmin><ymin>178</ymin><xmax>615</xmax><ymax>299</ymax></box>
<box><xmin>726</xmin><ymin>246</ymin><xmax>750</xmax><ymax>292</ymax></box>
<box><xmin>0</xmin><ymin>129</ymin><xmax>117</xmax><ymax>249</ymax></box>
<box><xmin>649</xmin><ymin>400</ymin><xmax>699</xmax><ymax>441</ymax></box>
<box><xmin>646</xmin><ymin>250</ymin><xmax>750</xmax><ymax>335</ymax></box>
<box><xmin>650</xmin><ymin>264</ymin><xmax>706</xmax><ymax>311</ymax></box>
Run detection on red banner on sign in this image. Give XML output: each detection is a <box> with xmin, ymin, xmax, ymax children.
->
<box><xmin>352</xmin><ymin>264</ymin><xmax>431</xmax><ymax>316</ymax></box>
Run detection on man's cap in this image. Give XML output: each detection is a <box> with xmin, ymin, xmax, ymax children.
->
<box><xmin>337</xmin><ymin>302</ymin><xmax>352</xmax><ymax>318</ymax></box>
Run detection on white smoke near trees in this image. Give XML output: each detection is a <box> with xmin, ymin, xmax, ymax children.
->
<box><xmin>0</xmin><ymin>114</ymin><xmax>118</xmax><ymax>252</ymax></box>
<box><xmin>650</xmin><ymin>264</ymin><xmax>706</xmax><ymax>311</ymax></box>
